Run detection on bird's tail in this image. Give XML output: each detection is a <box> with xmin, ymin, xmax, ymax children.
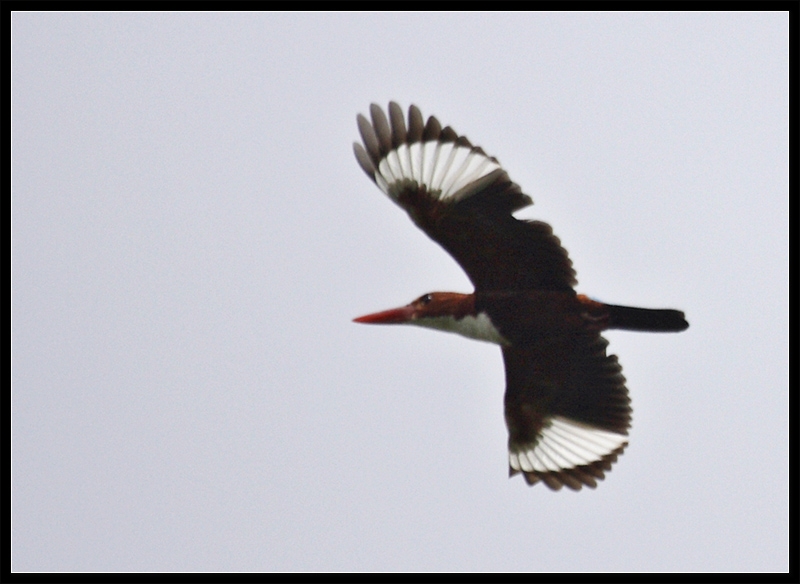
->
<box><xmin>605</xmin><ymin>304</ymin><xmax>689</xmax><ymax>332</ymax></box>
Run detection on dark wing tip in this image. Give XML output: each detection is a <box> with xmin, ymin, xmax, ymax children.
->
<box><xmin>407</xmin><ymin>105</ymin><xmax>424</xmax><ymax>142</ymax></box>
<box><xmin>369</xmin><ymin>103</ymin><xmax>392</xmax><ymax>155</ymax></box>
<box><xmin>356</xmin><ymin>113</ymin><xmax>381</xmax><ymax>164</ymax></box>
<box><xmin>353</xmin><ymin>142</ymin><xmax>376</xmax><ymax>181</ymax></box>
<box><xmin>388</xmin><ymin>101</ymin><xmax>407</xmax><ymax>147</ymax></box>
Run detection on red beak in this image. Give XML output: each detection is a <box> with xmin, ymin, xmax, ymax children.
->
<box><xmin>353</xmin><ymin>305</ymin><xmax>415</xmax><ymax>324</ymax></box>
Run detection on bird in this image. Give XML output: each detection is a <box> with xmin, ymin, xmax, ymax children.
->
<box><xmin>352</xmin><ymin>103</ymin><xmax>689</xmax><ymax>491</ymax></box>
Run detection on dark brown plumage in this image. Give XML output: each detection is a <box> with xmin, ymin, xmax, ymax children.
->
<box><xmin>353</xmin><ymin>103</ymin><xmax>688</xmax><ymax>490</ymax></box>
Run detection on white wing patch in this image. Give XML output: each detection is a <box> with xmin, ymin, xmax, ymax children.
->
<box><xmin>376</xmin><ymin>142</ymin><xmax>503</xmax><ymax>203</ymax></box>
<box><xmin>353</xmin><ymin>103</ymin><xmax>506</xmax><ymax>206</ymax></box>
<box><xmin>509</xmin><ymin>417</ymin><xmax>628</xmax><ymax>473</ymax></box>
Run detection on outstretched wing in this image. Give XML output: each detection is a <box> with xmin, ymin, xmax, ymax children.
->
<box><xmin>354</xmin><ymin>103</ymin><xmax>576</xmax><ymax>292</ymax></box>
<box><xmin>502</xmin><ymin>334</ymin><xmax>631</xmax><ymax>490</ymax></box>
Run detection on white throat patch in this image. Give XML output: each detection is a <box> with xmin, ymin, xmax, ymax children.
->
<box><xmin>411</xmin><ymin>313</ymin><xmax>509</xmax><ymax>345</ymax></box>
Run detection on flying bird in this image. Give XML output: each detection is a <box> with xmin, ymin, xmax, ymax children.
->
<box><xmin>352</xmin><ymin>103</ymin><xmax>688</xmax><ymax>491</ymax></box>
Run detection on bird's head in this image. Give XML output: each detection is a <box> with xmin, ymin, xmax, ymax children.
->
<box><xmin>353</xmin><ymin>292</ymin><xmax>507</xmax><ymax>344</ymax></box>
<box><xmin>353</xmin><ymin>292</ymin><xmax>471</xmax><ymax>324</ymax></box>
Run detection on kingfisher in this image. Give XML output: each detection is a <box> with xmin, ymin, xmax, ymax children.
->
<box><xmin>352</xmin><ymin>103</ymin><xmax>688</xmax><ymax>491</ymax></box>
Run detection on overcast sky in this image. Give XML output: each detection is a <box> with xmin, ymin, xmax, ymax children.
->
<box><xmin>12</xmin><ymin>12</ymin><xmax>787</xmax><ymax>572</ymax></box>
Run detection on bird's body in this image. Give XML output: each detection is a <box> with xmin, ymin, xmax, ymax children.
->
<box><xmin>353</xmin><ymin>103</ymin><xmax>688</xmax><ymax>490</ymax></box>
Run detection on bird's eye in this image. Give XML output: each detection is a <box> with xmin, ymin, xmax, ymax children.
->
<box><xmin>420</xmin><ymin>294</ymin><xmax>433</xmax><ymax>305</ymax></box>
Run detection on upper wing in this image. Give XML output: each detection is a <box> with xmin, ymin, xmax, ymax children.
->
<box><xmin>354</xmin><ymin>103</ymin><xmax>576</xmax><ymax>292</ymax></box>
<box><xmin>502</xmin><ymin>334</ymin><xmax>631</xmax><ymax>490</ymax></box>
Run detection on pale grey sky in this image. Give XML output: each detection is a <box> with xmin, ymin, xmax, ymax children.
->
<box><xmin>12</xmin><ymin>12</ymin><xmax>787</xmax><ymax>571</ymax></box>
